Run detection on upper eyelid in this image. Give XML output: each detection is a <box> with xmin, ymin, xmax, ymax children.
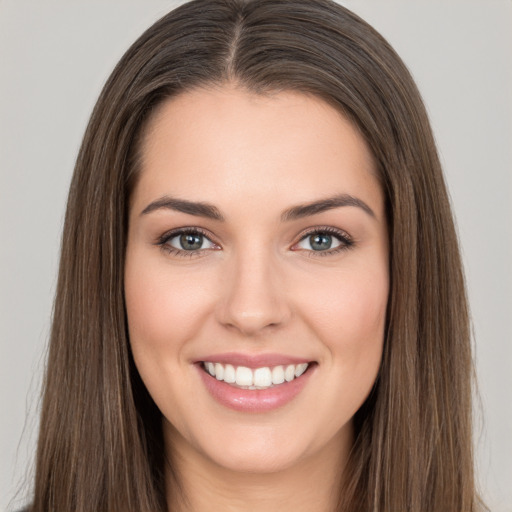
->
<box><xmin>157</xmin><ymin>226</ymin><xmax>217</xmax><ymax>244</ymax></box>
<box><xmin>294</xmin><ymin>226</ymin><xmax>353</xmax><ymax>245</ymax></box>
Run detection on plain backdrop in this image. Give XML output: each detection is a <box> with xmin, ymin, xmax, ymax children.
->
<box><xmin>1</xmin><ymin>1</ymin><xmax>511</xmax><ymax>511</ymax></box>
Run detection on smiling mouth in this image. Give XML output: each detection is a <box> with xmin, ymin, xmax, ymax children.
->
<box><xmin>201</xmin><ymin>361</ymin><xmax>313</xmax><ymax>390</ymax></box>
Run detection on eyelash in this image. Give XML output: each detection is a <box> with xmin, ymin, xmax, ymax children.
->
<box><xmin>294</xmin><ymin>226</ymin><xmax>354</xmax><ymax>257</ymax></box>
<box><xmin>156</xmin><ymin>227</ymin><xmax>217</xmax><ymax>258</ymax></box>
<box><xmin>155</xmin><ymin>226</ymin><xmax>354</xmax><ymax>258</ymax></box>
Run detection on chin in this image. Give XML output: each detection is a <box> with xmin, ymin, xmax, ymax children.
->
<box><xmin>167</xmin><ymin>414</ymin><xmax>352</xmax><ymax>477</ymax></box>
<box><xmin>206</xmin><ymin>439</ymin><xmax>304</xmax><ymax>475</ymax></box>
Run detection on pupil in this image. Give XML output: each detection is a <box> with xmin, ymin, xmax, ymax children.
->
<box><xmin>310</xmin><ymin>233</ymin><xmax>332</xmax><ymax>251</ymax></box>
<box><xmin>180</xmin><ymin>233</ymin><xmax>203</xmax><ymax>250</ymax></box>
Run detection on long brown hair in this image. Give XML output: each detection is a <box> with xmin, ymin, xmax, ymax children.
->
<box><xmin>31</xmin><ymin>1</ymin><xmax>484</xmax><ymax>510</ymax></box>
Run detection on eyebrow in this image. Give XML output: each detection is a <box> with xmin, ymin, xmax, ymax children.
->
<box><xmin>140</xmin><ymin>193</ymin><xmax>375</xmax><ymax>221</ymax></box>
<box><xmin>281</xmin><ymin>194</ymin><xmax>375</xmax><ymax>221</ymax></box>
<box><xmin>141</xmin><ymin>196</ymin><xmax>225</xmax><ymax>220</ymax></box>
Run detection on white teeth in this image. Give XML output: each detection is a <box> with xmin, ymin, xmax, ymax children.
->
<box><xmin>235</xmin><ymin>366</ymin><xmax>253</xmax><ymax>386</ymax></box>
<box><xmin>203</xmin><ymin>361</ymin><xmax>310</xmax><ymax>389</ymax></box>
<box><xmin>254</xmin><ymin>367</ymin><xmax>272</xmax><ymax>387</ymax></box>
<box><xmin>272</xmin><ymin>365</ymin><xmax>285</xmax><ymax>385</ymax></box>
<box><xmin>223</xmin><ymin>364</ymin><xmax>236</xmax><ymax>383</ymax></box>
<box><xmin>295</xmin><ymin>363</ymin><xmax>308</xmax><ymax>378</ymax></box>
<box><xmin>284</xmin><ymin>364</ymin><xmax>295</xmax><ymax>382</ymax></box>
<box><xmin>214</xmin><ymin>363</ymin><xmax>224</xmax><ymax>381</ymax></box>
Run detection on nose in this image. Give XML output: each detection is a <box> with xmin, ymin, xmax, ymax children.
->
<box><xmin>215</xmin><ymin>248</ymin><xmax>291</xmax><ymax>337</ymax></box>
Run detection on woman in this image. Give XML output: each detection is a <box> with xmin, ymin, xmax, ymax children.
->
<box><xmin>28</xmin><ymin>0</ymin><xmax>486</xmax><ymax>510</ymax></box>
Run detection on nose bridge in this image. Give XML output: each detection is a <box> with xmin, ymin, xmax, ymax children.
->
<box><xmin>217</xmin><ymin>243</ymin><xmax>290</xmax><ymax>336</ymax></box>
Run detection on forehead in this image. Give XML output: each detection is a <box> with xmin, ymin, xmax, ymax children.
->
<box><xmin>134</xmin><ymin>86</ymin><xmax>382</xmax><ymax>218</ymax></box>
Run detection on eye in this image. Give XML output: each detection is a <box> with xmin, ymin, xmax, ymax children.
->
<box><xmin>157</xmin><ymin>228</ymin><xmax>219</xmax><ymax>256</ymax></box>
<box><xmin>297</xmin><ymin>232</ymin><xmax>340</xmax><ymax>251</ymax></box>
<box><xmin>293</xmin><ymin>227</ymin><xmax>353</xmax><ymax>255</ymax></box>
<box><xmin>170</xmin><ymin>232</ymin><xmax>213</xmax><ymax>251</ymax></box>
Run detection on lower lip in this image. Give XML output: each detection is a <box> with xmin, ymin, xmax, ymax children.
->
<box><xmin>197</xmin><ymin>364</ymin><xmax>315</xmax><ymax>413</ymax></box>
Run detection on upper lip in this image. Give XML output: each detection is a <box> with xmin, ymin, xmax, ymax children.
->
<box><xmin>194</xmin><ymin>352</ymin><xmax>314</xmax><ymax>368</ymax></box>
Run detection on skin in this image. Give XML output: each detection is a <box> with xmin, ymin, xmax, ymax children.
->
<box><xmin>124</xmin><ymin>85</ymin><xmax>389</xmax><ymax>512</ymax></box>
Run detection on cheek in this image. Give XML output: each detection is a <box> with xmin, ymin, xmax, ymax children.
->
<box><xmin>124</xmin><ymin>251</ymin><xmax>215</xmax><ymax>356</ymax></box>
<box><xmin>300</xmin><ymin>263</ymin><xmax>388</xmax><ymax>365</ymax></box>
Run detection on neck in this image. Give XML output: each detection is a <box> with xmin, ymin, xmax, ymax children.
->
<box><xmin>164</xmin><ymin>424</ymin><xmax>352</xmax><ymax>512</ymax></box>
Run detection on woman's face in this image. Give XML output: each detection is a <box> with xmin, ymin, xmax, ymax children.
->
<box><xmin>125</xmin><ymin>86</ymin><xmax>389</xmax><ymax>474</ymax></box>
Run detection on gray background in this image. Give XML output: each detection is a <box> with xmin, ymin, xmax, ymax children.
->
<box><xmin>1</xmin><ymin>1</ymin><xmax>511</xmax><ymax>510</ymax></box>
